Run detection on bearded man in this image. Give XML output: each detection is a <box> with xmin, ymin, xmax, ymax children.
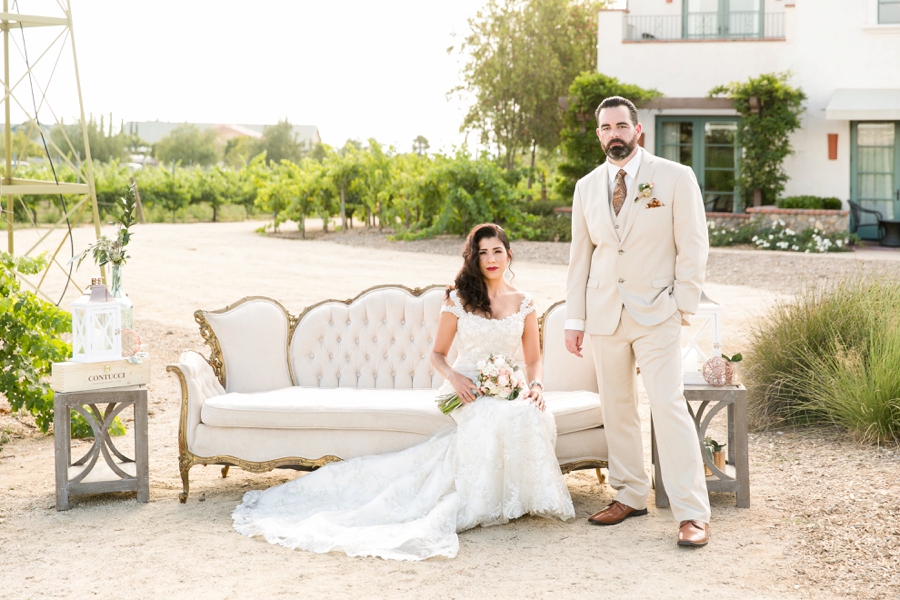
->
<box><xmin>564</xmin><ymin>96</ymin><xmax>712</xmax><ymax>547</ymax></box>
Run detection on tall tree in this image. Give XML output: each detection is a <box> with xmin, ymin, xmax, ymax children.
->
<box><xmin>412</xmin><ymin>135</ymin><xmax>430</xmax><ymax>156</ymax></box>
<box><xmin>555</xmin><ymin>72</ymin><xmax>660</xmax><ymax>199</ymax></box>
<box><xmin>153</xmin><ymin>124</ymin><xmax>219</xmax><ymax>166</ymax></box>
<box><xmin>51</xmin><ymin>115</ymin><xmax>129</xmax><ymax>164</ymax></box>
<box><xmin>452</xmin><ymin>0</ymin><xmax>604</xmax><ymax>170</ymax></box>
<box><xmin>259</xmin><ymin>119</ymin><xmax>304</xmax><ymax>164</ymax></box>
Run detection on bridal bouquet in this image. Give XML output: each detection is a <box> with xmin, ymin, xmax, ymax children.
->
<box><xmin>436</xmin><ymin>354</ymin><xmax>525</xmax><ymax>415</ymax></box>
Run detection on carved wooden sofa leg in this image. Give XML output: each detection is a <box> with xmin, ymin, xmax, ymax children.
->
<box><xmin>179</xmin><ymin>456</ymin><xmax>192</xmax><ymax>503</ymax></box>
<box><xmin>595</xmin><ymin>468</ymin><xmax>606</xmax><ymax>484</ymax></box>
<box><xmin>221</xmin><ymin>465</ymin><xmax>230</xmax><ymax>478</ymax></box>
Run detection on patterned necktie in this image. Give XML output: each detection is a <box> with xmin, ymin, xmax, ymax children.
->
<box><xmin>613</xmin><ymin>169</ymin><xmax>627</xmax><ymax>216</ymax></box>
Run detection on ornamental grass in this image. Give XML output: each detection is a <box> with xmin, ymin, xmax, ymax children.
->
<box><xmin>746</xmin><ymin>276</ymin><xmax>900</xmax><ymax>444</ymax></box>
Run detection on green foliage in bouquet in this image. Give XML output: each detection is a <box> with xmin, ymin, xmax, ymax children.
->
<box><xmin>73</xmin><ymin>182</ymin><xmax>139</xmax><ymax>269</ymax></box>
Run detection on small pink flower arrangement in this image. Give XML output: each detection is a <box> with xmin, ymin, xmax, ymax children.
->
<box><xmin>436</xmin><ymin>354</ymin><xmax>525</xmax><ymax>415</ymax></box>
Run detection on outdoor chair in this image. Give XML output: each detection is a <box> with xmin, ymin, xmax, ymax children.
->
<box><xmin>848</xmin><ymin>200</ymin><xmax>885</xmax><ymax>241</ymax></box>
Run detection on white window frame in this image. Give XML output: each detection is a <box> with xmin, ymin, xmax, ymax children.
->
<box><xmin>866</xmin><ymin>0</ymin><xmax>900</xmax><ymax>30</ymax></box>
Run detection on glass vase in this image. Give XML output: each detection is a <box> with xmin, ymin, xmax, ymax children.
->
<box><xmin>110</xmin><ymin>264</ymin><xmax>133</xmax><ymax>330</ymax></box>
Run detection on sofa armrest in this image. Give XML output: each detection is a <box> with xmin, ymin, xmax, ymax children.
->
<box><xmin>167</xmin><ymin>350</ymin><xmax>225</xmax><ymax>454</ymax></box>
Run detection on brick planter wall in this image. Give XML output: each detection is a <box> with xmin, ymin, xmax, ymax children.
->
<box><xmin>706</xmin><ymin>212</ymin><xmax>752</xmax><ymax>230</ymax></box>
<box><xmin>743</xmin><ymin>207</ymin><xmax>849</xmax><ymax>234</ymax></box>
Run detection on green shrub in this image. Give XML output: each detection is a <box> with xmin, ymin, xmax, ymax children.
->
<box><xmin>517</xmin><ymin>199</ymin><xmax>570</xmax><ymax>217</ymax></box>
<box><xmin>520</xmin><ymin>214</ymin><xmax>572</xmax><ymax>242</ymax></box>
<box><xmin>795</xmin><ymin>325</ymin><xmax>900</xmax><ymax>444</ymax></box>
<box><xmin>392</xmin><ymin>150</ymin><xmax>526</xmax><ymax>240</ymax></box>
<box><xmin>746</xmin><ymin>276</ymin><xmax>900</xmax><ymax>443</ymax></box>
<box><xmin>776</xmin><ymin>196</ymin><xmax>843</xmax><ymax>210</ymax></box>
<box><xmin>0</xmin><ymin>253</ymin><xmax>70</xmax><ymax>434</ymax></box>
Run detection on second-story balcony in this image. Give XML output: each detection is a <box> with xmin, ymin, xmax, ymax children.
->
<box><xmin>624</xmin><ymin>11</ymin><xmax>785</xmax><ymax>42</ymax></box>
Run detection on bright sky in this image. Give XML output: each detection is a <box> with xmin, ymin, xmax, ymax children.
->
<box><xmin>10</xmin><ymin>0</ymin><xmax>498</xmax><ymax>154</ymax></box>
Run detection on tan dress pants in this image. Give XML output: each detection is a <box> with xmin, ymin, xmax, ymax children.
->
<box><xmin>591</xmin><ymin>307</ymin><xmax>711</xmax><ymax>523</ymax></box>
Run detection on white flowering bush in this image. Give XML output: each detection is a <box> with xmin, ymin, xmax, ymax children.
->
<box><xmin>707</xmin><ymin>219</ymin><xmax>858</xmax><ymax>253</ymax></box>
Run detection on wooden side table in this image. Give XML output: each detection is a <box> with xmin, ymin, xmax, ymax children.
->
<box><xmin>54</xmin><ymin>385</ymin><xmax>149</xmax><ymax>511</ymax></box>
<box><xmin>651</xmin><ymin>384</ymin><xmax>750</xmax><ymax>508</ymax></box>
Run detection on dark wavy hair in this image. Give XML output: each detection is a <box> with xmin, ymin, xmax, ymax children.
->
<box><xmin>447</xmin><ymin>223</ymin><xmax>513</xmax><ymax>317</ymax></box>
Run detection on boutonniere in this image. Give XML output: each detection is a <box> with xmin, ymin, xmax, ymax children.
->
<box><xmin>635</xmin><ymin>182</ymin><xmax>654</xmax><ymax>202</ymax></box>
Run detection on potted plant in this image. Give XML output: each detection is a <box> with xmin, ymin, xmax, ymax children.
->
<box><xmin>722</xmin><ymin>352</ymin><xmax>742</xmax><ymax>386</ymax></box>
<box><xmin>705</xmin><ymin>436</ymin><xmax>727</xmax><ymax>472</ymax></box>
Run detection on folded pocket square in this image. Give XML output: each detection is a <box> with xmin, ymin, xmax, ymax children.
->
<box><xmin>646</xmin><ymin>198</ymin><xmax>664</xmax><ymax>208</ymax></box>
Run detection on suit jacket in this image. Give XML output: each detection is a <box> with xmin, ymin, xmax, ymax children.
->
<box><xmin>565</xmin><ymin>150</ymin><xmax>709</xmax><ymax>336</ymax></box>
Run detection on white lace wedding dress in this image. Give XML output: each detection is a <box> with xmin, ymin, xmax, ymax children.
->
<box><xmin>232</xmin><ymin>290</ymin><xmax>575</xmax><ymax>561</ymax></box>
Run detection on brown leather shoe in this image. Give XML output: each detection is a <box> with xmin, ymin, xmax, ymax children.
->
<box><xmin>587</xmin><ymin>501</ymin><xmax>648</xmax><ymax>526</ymax></box>
<box><xmin>677</xmin><ymin>520</ymin><xmax>709</xmax><ymax>547</ymax></box>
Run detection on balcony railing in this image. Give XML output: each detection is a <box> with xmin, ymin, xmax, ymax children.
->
<box><xmin>623</xmin><ymin>12</ymin><xmax>785</xmax><ymax>42</ymax></box>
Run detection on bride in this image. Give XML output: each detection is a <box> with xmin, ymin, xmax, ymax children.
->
<box><xmin>233</xmin><ymin>223</ymin><xmax>575</xmax><ymax>560</ymax></box>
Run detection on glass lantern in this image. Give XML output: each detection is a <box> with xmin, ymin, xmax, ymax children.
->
<box><xmin>681</xmin><ymin>292</ymin><xmax>722</xmax><ymax>385</ymax></box>
<box><xmin>71</xmin><ymin>280</ymin><xmax>122</xmax><ymax>363</ymax></box>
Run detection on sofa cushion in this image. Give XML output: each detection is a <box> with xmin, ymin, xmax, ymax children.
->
<box><xmin>543</xmin><ymin>390</ymin><xmax>604</xmax><ymax>432</ymax></box>
<box><xmin>541</xmin><ymin>303</ymin><xmax>599</xmax><ymax>394</ymax></box>
<box><xmin>200</xmin><ymin>298</ymin><xmax>293</xmax><ymax>394</ymax></box>
<box><xmin>200</xmin><ymin>387</ymin><xmax>602</xmax><ymax>436</ymax></box>
<box><xmin>201</xmin><ymin>387</ymin><xmax>454</xmax><ymax>436</ymax></box>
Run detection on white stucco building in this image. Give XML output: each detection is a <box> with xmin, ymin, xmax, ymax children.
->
<box><xmin>597</xmin><ymin>0</ymin><xmax>900</xmax><ymax>236</ymax></box>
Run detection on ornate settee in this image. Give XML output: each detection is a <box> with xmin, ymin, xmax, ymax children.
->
<box><xmin>167</xmin><ymin>285</ymin><xmax>607</xmax><ymax>502</ymax></box>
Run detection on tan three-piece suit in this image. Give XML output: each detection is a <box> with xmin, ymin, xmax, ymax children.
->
<box><xmin>566</xmin><ymin>148</ymin><xmax>711</xmax><ymax>523</ymax></box>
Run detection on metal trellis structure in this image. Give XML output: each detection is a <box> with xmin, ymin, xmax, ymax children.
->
<box><xmin>1</xmin><ymin>0</ymin><xmax>102</xmax><ymax>303</ymax></box>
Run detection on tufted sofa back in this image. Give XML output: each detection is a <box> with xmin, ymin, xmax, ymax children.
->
<box><xmin>290</xmin><ymin>286</ymin><xmax>455</xmax><ymax>390</ymax></box>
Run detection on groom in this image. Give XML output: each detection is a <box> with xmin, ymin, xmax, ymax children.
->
<box><xmin>564</xmin><ymin>96</ymin><xmax>711</xmax><ymax>546</ymax></box>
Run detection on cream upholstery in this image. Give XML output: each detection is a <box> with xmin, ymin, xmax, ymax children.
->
<box><xmin>191</xmin><ymin>424</ymin><xmax>433</xmax><ymax>463</ymax></box>
<box><xmin>201</xmin><ymin>387</ymin><xmax>453</xmax><ymax>434</ymax></box>
<box><xmin>290</xmin><ymin>287</ymin><xmax>455</xmax><ymax>390</ymax></box>
<box><xmin>199</xmin><ymin>387</ymin><xmax>601</xmax><ymax>436</ymax></box>
<box><xmin>555</xmin><ymin>427</ymin><xmax>609</xmax><ymax>464</ymax></box>
<box><xmin>170</xmin><ymin>287</ymin><xmax>607</xmax><ymax>501</ymax></box>
<box><xmin>543</xmin><ymin>391</ymin><xmax>603</xmax><ymax>431</ymax></box>
<box><xmin>542</xmin><ymin>303</ymin><xmax>600</xmax><ymax>394</ymax></box>
<box><xmin>176</xmin><ymin>351</ymin><xmax>224</xmax><ymax>449</ymax></box>
<box><xmin>201</xmin><ymin>298</ymin><xmax>293</xmax><ymax>394</ymax></box>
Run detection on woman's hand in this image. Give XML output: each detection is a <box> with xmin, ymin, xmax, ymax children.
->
<box><xmin>523</xmin><ymin>384</ymin><xmax>545</xmax><ymax>411</ymax></box>
<box><xmin>448</xmin><ymin>371</ymin><xmax>479</xmax><ymax>404</ymax></box>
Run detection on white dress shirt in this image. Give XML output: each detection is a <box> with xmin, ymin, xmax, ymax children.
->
<box><xmin>565</xmin><ymin>148</ymin><xmax>643</xmax><ymax>332</ymax></box>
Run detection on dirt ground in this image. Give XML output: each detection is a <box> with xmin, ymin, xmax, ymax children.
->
<box><xmin>1</xmin><ymin>222</ymin><xmax>898</xmax><ymax>600</ymax></box>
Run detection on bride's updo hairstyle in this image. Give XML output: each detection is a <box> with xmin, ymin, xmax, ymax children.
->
<box><xmin>448</xmin><ymin>223</ymin><xmax>513</xmax><ymax>318</ymax></box>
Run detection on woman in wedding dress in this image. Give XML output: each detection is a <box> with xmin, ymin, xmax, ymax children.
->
<box><xmin>233</xmin><ymin>223</ymin><xmax>575</xmax><ymax>560</ymax></box>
